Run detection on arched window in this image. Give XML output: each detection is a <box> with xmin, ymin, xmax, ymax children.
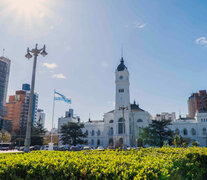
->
<box><xmin>91</xmin><ymin>139</ymin><xmax>94</xmax><ymax>145</ymax></box>
<box><xmin>97</xmin><ymin>139</ymin><xmax>100</xmax><ymax>146</ymax></box>
<box><xmin>139</xmin><ymin>127</ymin><xmax>142</xmax><ymax>135</ymax></box>
<box><xmin>109</xmin><ymin>138</ymin><xmax>113</xmax><ymax>146</ymax></box>
<box><xmin>203</xmin><ymin>128</ymin><xmax>206</xmax><ymax>135</ymax></box>
<box><xmin>137</xmin><ymin>119</ymin><xmax>143</xmax><ymax>123</ymax></box>
<box><xmin>192</xmin><ymin>128</ymin><xmax>196</xmax><ymax>135</ymax></box>
<box><xmin>175</xmin><ymin>128</ymin><xmax>179</xmax><ymax>135</ymax></box>
<box><xmin>109</xmin><ymin>120</ymin><xmax>114</xmax><ymax>123</ymax></box>
<box><xmin>97</xmin><ymin>130</ymin><xmax>101</xmax><ymax>136</ymax></box>
<box><xmin>119</xmin><ymin>138</ymin><xmax>123</xmax><ymax>145</ymax></box>
<box><xmin>91</xmin><ymin>130</ymin><xmax>94</xmax><ymax>136</ymax></box>
<box><xmin>183</xmin><ymin>128</ymin><xmax>188</xmax><ymax>135</ymax></box>
<box><xmin>118</xmin><ymin>118</ymin><xmax>125</xmax><ymax>134</ymax></box>
<box><xmin>109</xmin><ymin>127</ymin><xmax>113</xmax><ymax>136</ymax></box>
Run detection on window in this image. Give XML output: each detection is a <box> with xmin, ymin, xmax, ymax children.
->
<box><xmin>192</xmin><ymin>128</ymin><xmax>196</xmax><ymax>135</ymax></box>
<box><xmin>183</xmin><ymin>128</ymin><xmax>188</xmax><ymax>135</ymax></box>
<box><xmin>109</xmin><ymin>138</ymin><xmax>113</xmax><ymax>146</ymax></box>
<box><xmin>137</xmin><ymin>119</ymin><xmax>143</xmax><ymax>123</ymax></box>
<box><xmin>119</xmin><ymin>138</ymin><xmax>123</xmax><ymax>145</ymax></box>
<box><xmin>91</xmin><ymin>139</ymin><xmax>94</xmax><ymax>145</ymax></box>
<box><xmin>109</xmin><ymin>127</ymin><xmax>113</xmax><ymax>136</ymax></box>
<box><xmin>91</xmin><ymin>130</ymin><xmax>94</xmax><ymax>136</ymax></box>
<box><xmin>203</xmin><ymin>128</ymin><xmax>206</xmax><ymax>135</ymax></box>
<box><xmin>139</xmin><ymin>127</ymin><xmax>142</xmax><ymax>135</ymax></box>
<box><xmin>85</xmin><ymin>130</ymin><xmax>88</xmax><ymax>136</ymax></box>
<box><xmin>175</xmin><ymin>128</ymin><xmax>179</xmax><ymax>135</ymax></box>
<box><xmin>109</xmin><ymin>120</ymin><xmax>114</xmax><ymax>123</ymax></box>
<box><xmin>97</xmin><ymin>139</ymin><xmax>100</xmax><ymax>146</ymax></box>
<box><xmin>97</xmin><ymin>130</ymin><xmax>101</xmax><ymax>136</ymax></box>
<box><xmin>118</xmin><ymin>118</ymin><xmax>125</xmax><ymax>134</ymax></box>
<box><xmin>119</xmin><ymin>89</ymin><xmax>124</xmax><ymax>93</ymax></box>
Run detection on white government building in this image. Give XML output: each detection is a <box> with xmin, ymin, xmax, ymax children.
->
<box><xmin>84</xmin><ymin>57</ymin><xmax>152</xmax><ymax>148</ymax></box>
<box><xmin>83</xmin><ymin>57</ymin><xmax>207</xmax><ymax>148</ymax></box>
<box><xmin>58</xmin><ymin>57</ymin><xmax>207</xmax><ymax>147</ymax></box>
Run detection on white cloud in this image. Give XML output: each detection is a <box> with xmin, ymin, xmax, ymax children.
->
<box><xmin>43</xmin><ymin>63</ymin><xmax>57</xmax><ymax>69</ymax></box>
<box><xmin>101</xmin><ymin>61</ymin><xmax>108</xmax><ymax>68</ymax></box>
<box><xmin>195</xmin><ymin>37</ymin><xmax>207</xmax><ymax>47</ymax></box>
<box><xmin>66</xmin><ymin>45</ymin><xmax>71</xmax><ymax>51</ymax></box>
<box><xmin>52</xmin><ymin>73</ymin><xmax>66</xmax><ymax>79</ymax></box>
<box><xmin>135</xmin><ymin>23</ymin><xmax>147</xmax><ymax>29</ymax></box>
<box><xmin>50</xmin><ymin>25</ymin><xmax>54</xmax><ymax>30</ymax></box>
<box><xmin>39</xmin><ymin>13</ymin><xmax>45</xmax><ymax>19</ymax></box>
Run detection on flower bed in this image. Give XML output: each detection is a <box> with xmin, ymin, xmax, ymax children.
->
<box><xmin>0</xmin><ymin>147</ymin><xmax>207</xmax><ymax>179</ymax></box>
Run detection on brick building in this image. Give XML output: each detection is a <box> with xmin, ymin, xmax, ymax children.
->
<box><xmin>4</xmin><ymin>84</ymin><xmax>38</xmax><ymax>135</ymax></box>
<box><xmin>188</xmin><ymin>90</ymin><xmax>207</xmax><ymax>118</ymax></box>
<box><xmin>4</xmin><ymin>90</ymin><xmax>26</xmax><ymax>133</ymax></box>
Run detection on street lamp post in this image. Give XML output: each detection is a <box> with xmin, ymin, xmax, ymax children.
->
<box><xmin>24</xmin><ymin>44</ymin><xmax>47</xmax><ymax>153</ymax></box>
<box><xmin>119</xmin><ymin>105</ymin><xmax>128</xmax><ymax>149</ymax></box>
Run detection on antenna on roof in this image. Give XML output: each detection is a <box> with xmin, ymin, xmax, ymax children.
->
<box><xmin>2</xmin><ymin>49</ymin><xmax>5</xmax><ymax>56</ymax></box>
<box><xmin>89</xmin><ymin>113</ymin><xmax>91</xmax><ymax>122</ymax></box>
<box><xmin>121</xmin><ymin>45</ymin><xmax>124</xmax><ymax>58</ymax></box>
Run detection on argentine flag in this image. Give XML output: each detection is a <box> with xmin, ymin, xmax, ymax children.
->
<box><xmin>54</xmin><ymin>91</ymin><xmax>71</xmax><ymax>104</ymax></box>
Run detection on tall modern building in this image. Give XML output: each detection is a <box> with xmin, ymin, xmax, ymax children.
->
<box><xmin>4</xmin><ymin>84</ymin><xmax>38</xmax><ymax>135</ymax></box>
<box><xmin>0</xmin><ymin>56</ymin><xmax>11</xmax><ymax>121</ymax></box>
<box><xmin>35</xmin><ymin>109</ymin><xmax>45</xmax><ymax>128</ymax></box>
<box><xmin>188</xmin><ymin>90</ymin><xmax>207</xmax><ymax>118</ymax></box>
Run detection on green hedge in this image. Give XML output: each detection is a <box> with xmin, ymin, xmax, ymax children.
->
<box><xmin>0</xmin><ymin>147</ymin><xmax>207</xmax><ymax>179</ymax></box>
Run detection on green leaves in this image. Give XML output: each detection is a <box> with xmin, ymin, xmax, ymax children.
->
<box><xmin>0</xmin><ymin>148</ymin><xmax>207</xmax><ymax>179</ymax></box>
<box><xmin>60</xmin><ymin>122</ymin><xmax>86</xmax><ymax>146</ymax></box>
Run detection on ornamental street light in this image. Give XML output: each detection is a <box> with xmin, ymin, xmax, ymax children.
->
<box><xmin>119</xmin><ymin>105</ymin><xmax>128</xmax><ymax>149</ymax></box>
<box><xmin>24</xmin><ymin>44</ymin><xmax>47</xmax><ymax>153</ymax></box>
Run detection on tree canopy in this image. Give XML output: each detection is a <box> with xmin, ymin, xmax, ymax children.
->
<box><xmin>141</xmin><ymin>119</ymin><xmax>173</xmax><ymax>147</ymax></box>
<box><xmin>60</xmin><ymin>122</ymin><xmax>86</xmax><ymax>146</ymax></box>
<box><xmin>31</xmin><ymin>120</ymin><xmax>47</xmax><ymax>146</ymax></box>
<box><xmin>0</xmin><ymin>131</ymin><xmax>11</xmax><ymax>143</ymax></box>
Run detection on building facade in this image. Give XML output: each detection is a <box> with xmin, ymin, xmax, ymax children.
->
<box><xmin>4</xmin><ymin>84</ymin><xmax>38</xmax><ymax>135</ymax></box>
<box><xmin>169</xmin><ymin>111</ymin><xmax>207</xmax><ymax>147</ymax></box>
<box><xmin>35</xmin><ymin>109</ymin><xmax>45</xmax><ymax>128</ymax></box>
<box><xmin>58</xmin><ymin>108</ymin><xmax>80</xmax><ymax>145</ymax></box>
<box><xmin>155</xmin><ymin>112</ymin><xmax>176</xmax><ymax>121</ymax></box>
<box><xmin>84</xmin><ymin>57</ymin><xmax>152</xmax><ymax>148</ymax></box>
<box><xmin>188</xmin><ymin>90</ymin><xmax>207</xmax><ymax>118</ymax></box>
<box><xmin>0</xmin><ymin>56</ymin><xmax>10</xmax><ymax>121</ymax></box>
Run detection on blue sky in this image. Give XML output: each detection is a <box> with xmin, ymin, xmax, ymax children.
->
<box><xmin>1</xmin><ymin>0</ymin><xmax>207</xmax><ymax>130</ymax></box>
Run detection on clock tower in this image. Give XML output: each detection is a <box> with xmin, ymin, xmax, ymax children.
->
<box><xmin>115</xmin><ymin>57</ymin><xmax>130</xmax><ymax>112</ymax></box>
<box><xmin>114</xmin><ymin>56</ymin><xmax>131</xmax><ymax>147</ymax></box>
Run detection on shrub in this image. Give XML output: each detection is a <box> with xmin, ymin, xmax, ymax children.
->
<box><xmin>0</xmin><ymin>148</ymin><xmax>207</xmax><ymax>179</ymax></box>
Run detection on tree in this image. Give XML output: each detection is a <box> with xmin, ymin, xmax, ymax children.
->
<box><xmin>0</xmin><ymin>131</ymin><xmax>11</xmax><ymax>143</ymax></box>
<box><xmin>137</xmin><ymin>138</ymin><xmax>144</xmax><ymax>147</ymax></box>
<box><xmin>31</xmin><ymin>120</ymin><xmax>47</xmax><ymax>146</ymax></box>
<box><xmin>141</xmin><ymin>119</ymin><xmax>173</xmax><ymax>147</ymax></box>
<box><xmin>60</xmin><ymin>122</ymin><xmax>86</xmax><ymax>146</ymax></box>
<box><xmin>173</xmin><ymin>135</ymin><xmax>181</xmax><ymax>147</ymax></box>
<box><xmin>44</xmin><ymin>133</ymin><xmax>59</xmax><ymax>145</ymax></box>
<box><xmin>192</xmin><ymin>141</ymin><xmax>200</xmax><ymax>147</ymax></box>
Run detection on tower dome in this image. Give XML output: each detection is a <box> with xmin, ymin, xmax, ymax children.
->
<box><xmin>117</xmin><ymin>57</ymin><xmax>127</xmax><ymax>71</ymax></box>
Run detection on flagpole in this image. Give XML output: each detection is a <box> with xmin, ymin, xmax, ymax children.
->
<box><xmin>51</xmin><ymin>89</ymin><xmax>56</xmax><ymax>144</ymax></box>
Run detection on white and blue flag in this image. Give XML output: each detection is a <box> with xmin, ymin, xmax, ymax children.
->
<box><xmin>54</xmin><ymin>91</ymin><xmax>71</xmax><ymax>104</ymax></box>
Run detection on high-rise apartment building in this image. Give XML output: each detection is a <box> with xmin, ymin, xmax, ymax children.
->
<box><xmin>4</xmin><ymin>84</ymin><xmax>38</xmax><ymax>134</ymax></box>
<box><xmin>0</xmin><ymin>56</ymin><xmax>10</xmax><ymax>120</ymax></box>
<box><xmin>35</xmin><ymin>109</ymin><xmax>45</xmax><ymax>128</ymax></box>
<box><xmin>188</xmin><ymin>90</ymin><xmax>207</xmax><ymax>118</ymax></box>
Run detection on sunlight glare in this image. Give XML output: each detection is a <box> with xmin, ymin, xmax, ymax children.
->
<box><xmin>5</xmin><ymin>0</ymin><xmax>48</xmax><ymax>21</ymax></box>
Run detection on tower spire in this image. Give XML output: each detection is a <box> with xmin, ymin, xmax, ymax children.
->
<box><xmin>121</xmin><ymin>46</ymin><xmax>124</xmax><ymax>63</ymax></box>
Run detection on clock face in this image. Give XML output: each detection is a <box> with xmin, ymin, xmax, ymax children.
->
<box><xmin>119</xmin><ymin>75</ymin><xmax>123</xmax><ymax>80</ymax></box>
